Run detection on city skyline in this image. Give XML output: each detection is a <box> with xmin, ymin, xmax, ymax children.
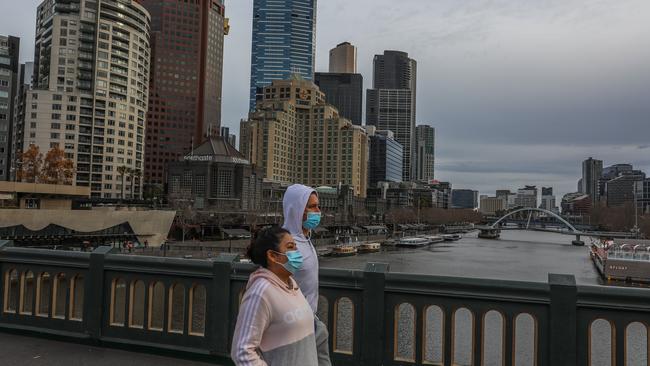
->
<box><xmin>3</xmin><ymin>0</ymin><xmax>650</xmax><ymax>198</ymax></box>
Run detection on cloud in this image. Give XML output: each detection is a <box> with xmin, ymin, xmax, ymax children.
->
<box><xmin>5</xmin><ymin>0</ymin><xmax>650</xmax><ymax>200</ymax></box>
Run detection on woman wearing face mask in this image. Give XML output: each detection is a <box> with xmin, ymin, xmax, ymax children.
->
<box><xmin>231</xmin><ymin>226</ymin><xmax>318</xmax><ymax>366</ymax></box>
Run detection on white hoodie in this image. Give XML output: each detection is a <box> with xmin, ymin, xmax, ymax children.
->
<box><xmin>231</xmin><ymin>268</ymin><xmax>317</xmax><ymax>366</ymax></box>
<box><xmin>282</xmin><ymin>184</ymin><xmax>319</xmax><ymax>313</ymax></box>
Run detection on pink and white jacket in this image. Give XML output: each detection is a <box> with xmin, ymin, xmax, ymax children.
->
<box><xmin>231</xmin><ymin>267</ymin><xmax>317</xmax><ymax>366</ymax></box>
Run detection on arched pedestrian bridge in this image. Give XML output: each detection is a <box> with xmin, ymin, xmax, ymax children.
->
<box><xmin>490</xmin><ymin>207</ymin><xmax>580</xmax><ymax>233</ymax></box>
<box><xmin>483</xmin><ymin>208</ymin><xmax>639</xmax><ymax>245</ymax></box>
<box><xmin>485</xmin><ymin>207</ymin><xmax>585</xmax><ymax>245</ymax></box>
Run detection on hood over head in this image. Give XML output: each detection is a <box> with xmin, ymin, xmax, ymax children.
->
<box><xmin>282</xmin><ymin>184</ymin><xmax>316</xmax><ymax>238</ymax></box>
<box><xmin>247</xmin><ymin>267</ymin><xmax>299</xmax><ymax>294</ymax></box>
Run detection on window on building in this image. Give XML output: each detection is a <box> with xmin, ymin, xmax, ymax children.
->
<box><xmin>25</xmin><ymin>199</ymin><xmax>40</xmax><ymax>209</ymax></box>
<box><xmin>194</xmin><ymin>175</ymin><xmax>206</xmax><ymax>197</ymax></box>
<box><xmin>170</xmin><ymin>175</ymin><xmax>181</xmax><ymax>194</ymax></box>
<box><xmin>217</xmin><ymin>170</ymin><xmax>233</xmax><ymax>197</ymax></box>
<box><xmin>182</xmin><ymin>171</ymin><xmax>192</xmax><ymax>194</ymax></box>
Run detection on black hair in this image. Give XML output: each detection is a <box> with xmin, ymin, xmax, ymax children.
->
<box><xmin>246</xmin><ymin>226</ymin><xmax>290</xmax><ymax>268</ymax></box>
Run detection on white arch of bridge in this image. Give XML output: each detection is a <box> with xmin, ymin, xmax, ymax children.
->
<box><xmin>490</xmin><ymin>207</ymin><xmax>579</xmax><ymax>233</ymax></box>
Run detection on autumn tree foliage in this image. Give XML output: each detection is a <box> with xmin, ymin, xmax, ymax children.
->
<box><xmin>40</xmin><ymin>146</ymin><xmax>75</xmax><ymax>185</ymax></box>
<box><xmin>16</xmin><ymin>145</ymin><xmax>75</xmax><ymax>185</ymax></box>
<box><xmin>16</xmin><ymin>145</ymin><xmax>43</xmax><ymax>183</ymax></box>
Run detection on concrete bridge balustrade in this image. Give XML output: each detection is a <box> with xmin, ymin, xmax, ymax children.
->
<box><xmin>1</xmin><ymin>240</ymin><xmax>650</xmax><ymax>366</ymax></box>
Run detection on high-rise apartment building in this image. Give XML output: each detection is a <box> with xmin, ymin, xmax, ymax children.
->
<box><xmin>599</xmin><ymin>164</ymin><xmax>633</xmax><ymax>199</ymax></box>
<box><xmin>367</xmin><ymin>126</ymin><xmax>403</xmax><ymax>186</ymax></box>
<box><xmin>367</xmin><ymin>50</ymin><xmax>417</xmax><ymax>181</ymax></box>
<box><xmin>515</xmin><ymin>186</ymin><xmax>538</xmax><ymax>208</ymax></box>
<box><xmin>605</xmin><ymin>170</ymin><xmax>646</xmax><ymax>207</ymax></box>
<box><xmin>480</xmin><ymin>196</ymin><xmax>506</xmax><ymax>215</ymax></box>
<box><xmin>21</xmin><ymin>0</ymin><xmax>151</xmax><ymax>198</ymax></box>
<box><xmin>582</xmin><ymin>157</ymin><xmax>603</xmax><ymax>204</ymax></box>
<box><xmin>141</xmin><ymin>0</ymin><xmax>226</xmax><ymax>187</ymax></box>
<box><xmin>10</xmin><ymin>63</ymin><xmax>34</xmax><ymax>180</ymax></box>
<box><xmin>496</xmin><ymin>189</ymin><xmax>516</xmax><ymax>209</ymax></box>
<box><xmin>415</xmin><ymin>124</ymin><xmax>435</xmax><ymax>182</ymax></box>
<box><xmin>0</xmin><ymin>36</ymin><xmax>20</xmax><ymax>180</ymax></box>
<box><xmin>540</xmin><ymin>187</ymin><xmax>557</xmax><ymax>212</ymax></box>
<box><xmin>241</xmin><ymin>77</ymin><xmax>369</xmax><ymax>197</ymax></box>
<box><xmin>329</xmin><ymin>41</ymin><xmax>356</xmax><ymax>74</ymax></box>
<box><xmin>249</xmin><ymin>0</ymin><xmax>317</xmax><ymax>110</ymax></box>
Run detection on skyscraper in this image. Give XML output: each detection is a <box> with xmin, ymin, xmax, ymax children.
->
<box><xmin>21</xmin><ymin>0</ymin><xmax>151</xmax><ymax>198</ymax></box>
<box><xmin>0</xmin><ymin>35</ymin><xmax>20</xmax><ymax>181</ymax></box>
<box><xmin>329</xmin><ymin>42</ymin><xmax>356</xmax><ymax>73</ymax></box>
<box><xmin>315</xmin><ymin>41</ymin><xmax>362</xmax><ymax>125</ymax></box>
<box><xmin>367</xmin><ymin>51</ymin><xmax>417</xmax><ymax>181</ymax></box>
<box><xmin>582</xmin><ymin>157</ymin><xmax>603</xmax><ymax>204</ymax></box>
<box><xmin>415</xmin><ymin>124</ymin><xmax>435</xmax><ymax>182</ymax></box>
<box><xmin>140</xmin><ymin>0</ymin><xmax>227</xmax><ymax>187</ymax></box>
<box><xmin>249</xmin><ymin>0</ymin><xmax>317</xmax><ymax>111</ymax></box>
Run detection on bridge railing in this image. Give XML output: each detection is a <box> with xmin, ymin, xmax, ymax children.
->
<box><xmin>1</xmin><ymin>241</ymin><xmax>649</xmax><ymax>366</ymax></box>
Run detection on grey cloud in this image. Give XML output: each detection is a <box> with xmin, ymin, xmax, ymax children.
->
<box><xmin>3</xmin><ymin>0</ymin><xmax>649</xmax><ymax>199</ymax></box>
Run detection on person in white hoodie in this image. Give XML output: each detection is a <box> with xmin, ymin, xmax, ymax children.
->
<box><xmin>282</xmin><ymin>184</ymin><xmax>331</xmax><ymax>366</ymax></box>
<box><xmin>231</xmin><ymin>226</ymin><xmax>317</xmax><ymax>366</ymax></box>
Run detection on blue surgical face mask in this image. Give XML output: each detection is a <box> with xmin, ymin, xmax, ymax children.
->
<box><xmin>274</xmin><ymin>250</ymin><xmax>304</xmax><ymax>274</ymax></box>
<box><xmin>303</xmin><ymin>212</ymin><xmax>321</xmax><ymax>230</ymax></box>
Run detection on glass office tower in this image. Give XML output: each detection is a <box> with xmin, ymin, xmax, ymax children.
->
<box><xmin>249</xmin><ymin>0</ymin><xmax>317</xmax><ymax>111</ymax></box>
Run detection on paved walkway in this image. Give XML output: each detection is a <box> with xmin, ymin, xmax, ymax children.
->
<box><xmin>0</xmin><ymin>332</ymin><xmax>222</xmax><ymax>366</ymax></box>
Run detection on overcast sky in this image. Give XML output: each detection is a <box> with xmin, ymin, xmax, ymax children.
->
<box><xmin>3</xmin><ymin>0</ymin><xmax>650</xmax><ymax>199</ymax></box>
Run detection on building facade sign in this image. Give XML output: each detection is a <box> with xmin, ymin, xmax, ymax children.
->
<box><xmin>183</xmin><ymin>154</ymin><xmax>250</xmax><ymax>165</ymax></box>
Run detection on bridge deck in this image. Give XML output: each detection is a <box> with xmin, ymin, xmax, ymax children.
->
<box><xmin>0</xmin><ymin>332</ymin><xmax>221</xmax><ymax>366</ymax></box>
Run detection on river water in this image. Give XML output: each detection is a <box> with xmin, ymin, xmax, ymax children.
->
<box><xmin>318</xmin><ymin>230</ymin><xmax>649</xmax><ymax>365</ymax></box>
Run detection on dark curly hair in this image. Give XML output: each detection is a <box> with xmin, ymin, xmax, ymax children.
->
<box><xmin>246</xmin><ymin>226</ymin><xmax>290</xmax><ymax>268</ymax></box>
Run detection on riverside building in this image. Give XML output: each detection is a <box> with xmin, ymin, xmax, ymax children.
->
<box><xmin>141</xmin><ymin>0</ymin><xmax>227</xmax><ymax>188</ymax></box>
<box><xmin>18</xmin><ymin>0</ymin><xmax>151</xmax><ymax>198</ymax></box>
<box><xmin>0</xmin><ymin>35</ymin><xmax>20</xmax><ymax>180</ymax></box>
<box><xmin>240</xmin><ymin>77</ymin><xmax>369</xmax><ymax>197</ymax></box>
<box><xmin>366</xmin><ymin>51</ymin><xmax>417</xmax><ymax>181</ymax></box>
<box><xmin>415</xmin><ymin>124</ymin><xmax>435</xmax><ymax>182</ymax></box>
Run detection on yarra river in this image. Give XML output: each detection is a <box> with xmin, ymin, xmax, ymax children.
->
<box><xmin>318</xmin><ymin>230</ymin><xmax>648</xmax><ymax>366</ymax></box>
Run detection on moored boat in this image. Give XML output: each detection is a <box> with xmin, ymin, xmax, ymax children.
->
<box><xmin>358</xmin><ymin>242</ymin><xmax>381</xmax><ymax>253</ymax></box>
<box><xmin>421</xmin><ymin>235</ymin><xmax>444</xmax><ymax>244</ymax></box>
<box><xmin>478</xmin><ymin>227</ymin><xmax>501</xmax><ymax>239</ymax></box>
<box><xmin>331</xmin><ymin>245</ymin><xmax>358</xmax><ymax>257</ymax></box>
<box><xmin>442</xmin><ymin>234</ymin><xmax>462</xmax><ymax>241</ymax></box>
<box><xmin>590</xmin><ymin>239</ymin><xmax>650</xmax><ymax>283</ymax></box>
<box><xmin>397</xmin><ymin>237</ymin><xmax>431</xmax><ymax>248</ymax></box>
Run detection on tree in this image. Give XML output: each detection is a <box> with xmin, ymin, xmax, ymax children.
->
<box><xmin>16</xmin><ymin>145</ymin><xmax>74</xmax><ymax>185</ymax></box>
<box><xmin>589</xmin><ymin>203</ymin><xmax>636</xmax><ymax>232</ymax></box>
<box><xmin>117</xmin><ymin>166</ymin><xmax>128</xmax><ymax>200</ymax></box>
<box><xmin>16</xmin><ymin>145</ymin><xmax>43</xmax><ymax>183</ymax></box>
<box><xmin>127</xmin><ymin>168</ymin><xmax>135</xmax><ymax>199</ymax></box>
<box><xmin>132</xmin><ymin>169</ymin><xmax>142</xmax><ymax>200</ymax></box>
<box><xmin>40</xmin><ymin>146</ymin><xmax>75</xmax><ymax>185</ymax></box>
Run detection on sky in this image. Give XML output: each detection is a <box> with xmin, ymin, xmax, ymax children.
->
<box><xmin>2</xmin><ymin>0</ymin><xmax>650</xmax><ymax>199</ymax></box>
